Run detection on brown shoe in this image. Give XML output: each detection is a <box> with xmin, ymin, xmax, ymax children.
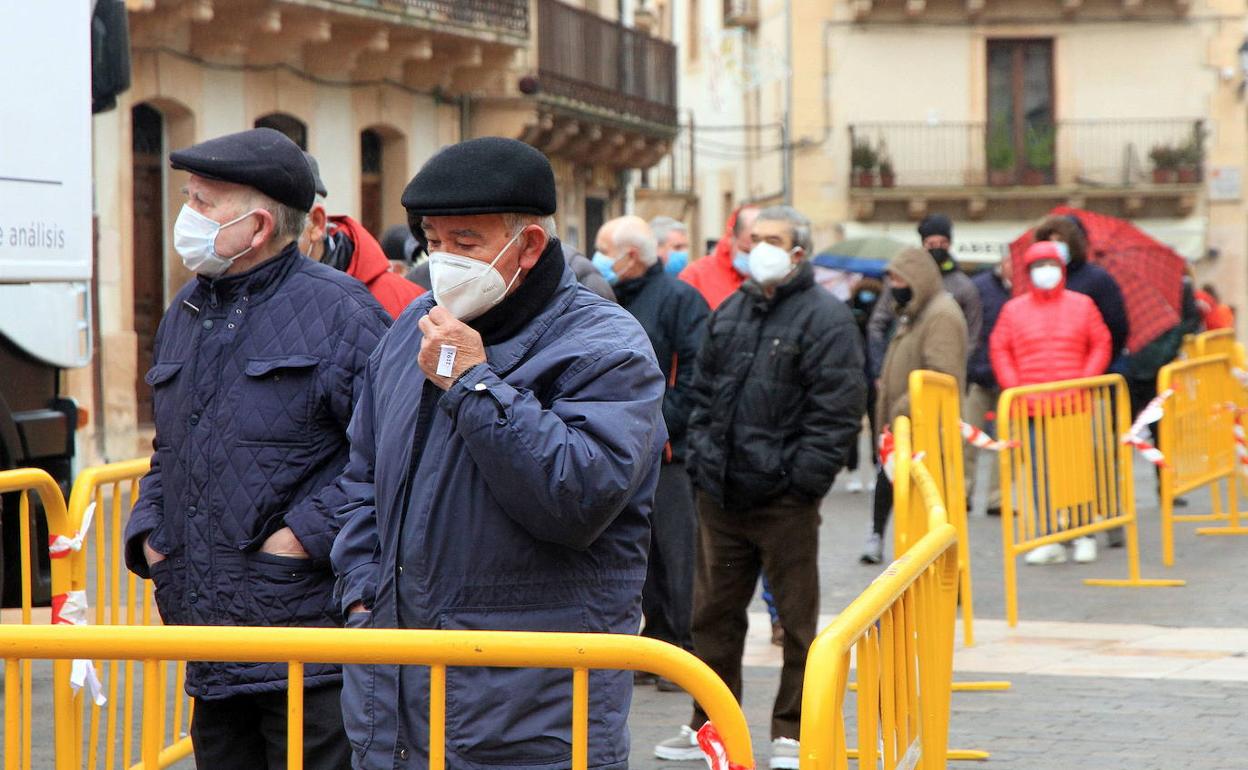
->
<box><xmin>771</xmin><ymin>621</ymin><xmax>785</xmax><ymax>647</ymax></box>
<box><xmin>634</xmin><ymin>670</ymin><xmax>658</xmax><ymax>686</ymax></box>
<box><xmin>655</xmin><ymin>676</ymin><xmax>682</xmax><ymax>692</ymax></box>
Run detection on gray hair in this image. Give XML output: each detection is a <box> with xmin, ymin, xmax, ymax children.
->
<box><xmin>502</xmin><ymin>213</ymin><xmax>558</xmax><ymax>239</ymax></box>
<box><xmin>650</xmin><ymin>216</ymin><xmax>687</xmax><ymax>246</ymax></box>
<box><xmin>756</xmin><ymin>205</ymin><xmax>813</xmax><ymax>255</ymax></box>
<box><xmin>246</xmin><ymin>191</ymin><xmax>307</xmax><ymax>244</ymax></box>
<box><xmin>612</xmin><ymin>217</ymin><xmax>658</xmax><ymax>267</ymax></box>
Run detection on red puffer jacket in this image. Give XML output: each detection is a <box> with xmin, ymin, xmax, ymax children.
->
<box><xmin>990</xmin><ymin>245</ymin><xmax>1112</xmax><ymax>390</ymax></box>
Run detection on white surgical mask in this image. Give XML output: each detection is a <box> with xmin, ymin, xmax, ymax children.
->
<box><xmin>1030</xmin><ymin>264</ymin><xmax>1063</xmax><ymax>291</ymax></box>
<box><xmin>748</xmin><ymin>242</ymin><xmax>796</xmax><ymax>287</ymax></box>
<box><xmin>174</xmin><ymin>204</ymin><xmax>257</xmax><ymax>278</ymax></box>
<box><xmin>428</xmin><ymin>230</ymin><xmax>524</xmax><ymax>321</ymax></box>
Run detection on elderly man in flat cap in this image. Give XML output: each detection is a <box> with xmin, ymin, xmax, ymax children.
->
<box><xmin>331</xmin><ymin>137</ymin><xmax>666</xmax><ymax>769</ymax></box>
<box><xmin>123</xmin><ymin>127</ymin><xmax>390</xmax><ymax>770</ymax></box>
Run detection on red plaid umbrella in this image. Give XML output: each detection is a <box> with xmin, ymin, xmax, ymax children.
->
<box><xmin>1009</xmin><ymin>206</ymin><xmax>1184</xmax><ymax>353</ymax></box>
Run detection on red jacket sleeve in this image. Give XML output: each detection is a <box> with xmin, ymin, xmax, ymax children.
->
<box><xmin>989</xmin><ymin>302</ymin><xmax>1020</xmax><ymax>390</ymax></box>
<box><xmin>1081</xmin><ymin>298</ymin><xmax>1112</xmax><ymax>378</ymax></box>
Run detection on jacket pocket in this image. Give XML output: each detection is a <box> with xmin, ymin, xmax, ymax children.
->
<box><xmin>341</xmin><ymin>610</ymin><xmax>376</xmax><ymax>756</ymax></box>
<box><xmin>236</xmin><ymin>355</ymin><xmax>321</xmax><ymax>446</ymax></box>
<box><xmin>441</xmin><ymin>604</ymin><xmax>587</xmax><ymax>766</ymax></box>
<box><xmin>145</xmin><ymin>362</ymin><xmax>184</xmax><ymax>432</ymax></box>
<box><xmin>243</xmin><ymin>551</ymin><xmax>334</xmax><ymax>626</ymax></box>
<box><xmin>148</xmin><ymin>558</ymin><xmax>181</xmax><ymax>626</ymax></box>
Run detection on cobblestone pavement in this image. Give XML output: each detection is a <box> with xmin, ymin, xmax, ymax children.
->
<box><xmin>629</xmin><ymin>452</ymin><xmax>1248</xmax><ymax>768</ymax></box>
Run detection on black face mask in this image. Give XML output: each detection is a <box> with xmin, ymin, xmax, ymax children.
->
<box><xmin>892</xmin><ymin>285</ymin><xmax>914</xmax><ymax>309</ymax></box>
<box><xmin>929</xmin><ymin>248</ymin><xmax>954</xmax><ymax>272</ymax></box>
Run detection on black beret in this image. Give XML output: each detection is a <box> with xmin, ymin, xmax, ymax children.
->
<box><xmin>303</xmin><ymin>151</ymin><xmax>328</xmax><ymax>198</ymax></box>
<box><xmin>170</xmin><ymin>128</ymin><xmax>316</xmax><ymax>212</ymax></box>
<box><xmin>401</xmin><ymin>137</ymin><xmax>556</xmax><ymax>217</ymax></box>
<box><xmin>917</xmin><ymin>213</ymin><xmax>953</xmax><ymax>241</ymax></box>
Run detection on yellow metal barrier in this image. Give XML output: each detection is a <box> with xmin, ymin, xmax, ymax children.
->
<box><xmin>0</xmin><ymin>625</ymin><xmax>753</xmax><ymax>770</ymax></box>
<box><xmin>1157</xmin><ymin>355</ymin><xmax>1248</xmax><ymax>564</ymax></box>
<box><xmin>800</xmin><ymin>416</ymin><xmax>963</xmax><ymax>770</ymax></box>
<box><xmin>1194</xmin><ymin>329</ymin><xmax>1245</xmax><ymax>368</ymax></box>
<box><xmin>997</xmin><ymin>375</ymin><xmax>1183</xmax><ymax>626</ymax></box>
<box><xmin>0</xmin><ymin>469</ymin><xmax>75</xmax><ymax>770</ymax></box>
<box><xmin>1179</xmin><ymin>334</ymin><xmax>1199</xmax><ymax>360</ymax></box>
<box><xmin>62</xmin><ymin>458</ymin><xmax>195</xmax><ymax>770</ymax></box>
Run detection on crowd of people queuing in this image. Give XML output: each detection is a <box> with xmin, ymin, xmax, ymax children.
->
<box><xmin>124</xmin><ymin>126</ymin><xmax>1231</xmax><ymax>770</ymax></box>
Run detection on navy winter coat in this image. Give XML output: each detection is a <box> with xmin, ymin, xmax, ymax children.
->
<box><xmin>967</xmin><ymin>269</ymin><xmax>1010</xmax><ymax>390</ymax></box>
<box><xmin>331</xmin><ymin>258</ymin><xmax>666</xmax><ymax>770</ymax></box>
<box><xmin>1064</xmin><ymin>260</ymin><xmax>1129</xmax><ymax>360</ymax></box>
<box><xmin>613</xmin><ymin>262</ymin><xmax>710</xmax><ymax>462</ymax></box>
<box><xmin>124</xmin><ymin>244</ymin><xmax>390</xmax><ymax>699</ymax></box>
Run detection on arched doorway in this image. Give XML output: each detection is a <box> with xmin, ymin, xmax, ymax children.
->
<box><xmin>255</xmin><ymin>113</ymin><xmax>308</xmax><ymax>150</ymax></box>
<box><xmin>360</xmin><ymin>125</ymin><xmax>408</xmax><ymax>239</ymax></box>
<box><xmin>131</xmin><ymin>103</ymin><xmax>164</xmax><ymax>426</ymax></box>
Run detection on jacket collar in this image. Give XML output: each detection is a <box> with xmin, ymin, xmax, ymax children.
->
<box><xmin>741</xmin><ymin>260</ymin><xmax>814</xmax><ymax>308</ymax></box>
<box><xmin>196</xmin><ymin>241</ymin><xmax>302</xmax><ymax>306</ymax></box>
<box><xmin>613</xmin><ymin>261</ymin><xmax>664</xmax><ymax>304</ymax></box>
<box><xmin>482</xmin><ymin>260</ymin><xmax>581</xmax><ymax>377</ymax></box>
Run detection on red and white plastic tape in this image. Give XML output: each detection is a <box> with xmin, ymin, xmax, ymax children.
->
<box><xmin>696</xmin><ymin>722</ymin><xmax>750</xmax><ymax>770</ymax></box>
<box><xmin>960</xmin><ymin>421</ymin><xmax>1019</xmax><ymax>452</ymax></box>
<box><xmin>1121</xmin><ymin>389</ymin><xmax>1172</xmax><ymax>469</ymax></box>
<box><xmin>48</xmin><ymin>502</ymin><xmax>106</xmax><ymax>705</ymax></box>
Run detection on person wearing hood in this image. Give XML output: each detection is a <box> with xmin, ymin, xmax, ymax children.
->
<box><xmin>657</xmin><ymin>206</ymin><xmax>864</xmax><ymax>768</ymax></box>
<box><xmin>964</xmin><ymin>255</ymin><xmax>1013</xmax><ymax>518</ymax></box>
<box><xmin>989</xmin><ymin>240</ymin><xmax>1112</xmax><ymax>565</ymax></box>
<box><xmin>678</xmin><ymin>204</ymin><xmax>760</xmax><ymax>310</ymax></box>
<box><xmin>861</xmin><ymin>247</ymin><xmax>968</xmax><ymax>565</ymax></box>
<box><xmin>299</xmin><ymin>153</ymin><xmax>424</xmax><ymax>319</ymax></box>
<box><xmin>593</xmin><ymin>216</ymin><xmax>709</xmax><ymax>691</ymax></box>
<box><xmin>866</xmin><ymin>214</ymin><xmax>982</xmax><ymax>380</ymax></box>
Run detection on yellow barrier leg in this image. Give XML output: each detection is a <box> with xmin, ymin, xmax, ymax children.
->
<box><xmin>951</xmin><ymin>681</ymin><xmax>1011</xmax><ymax>692</ymax></box>
<box><xmin>6</xmin><ymin>658</ymin><xmax>19</xmax><ymax>770</ymax></box>
<box><xmin>430</xmin><ymin>665</ymin><xmax>446</xmax><ymax>770</ymax></box>
<box><xmin>141</xmin><ymin>660</ymin><xmax>161</xmax><ymax>770</ymax></box>
<box><xmin>1084</xmin><ymin>516</ymin><xmax>1185</xmax><ymax>589</ymax></box>
<box><xmin>288</xmin><ymin>662</ymin><xmax>303</xmax><ymax>770</ymax></box>
<box><xmin>571</xmin><ymin>668</ymin><xmax>589</xmax><ymax>770</ymax></box>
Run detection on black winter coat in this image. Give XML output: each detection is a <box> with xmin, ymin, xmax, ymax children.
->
<box><xmin>687</xmin><ymin>261</ymin><xmax>866</xmax><ymax>509</ymax></box>
<box><xmin>614</xmin><ymin>263</ymin><xmax>710</xmax><ymax>462</ymax></box>
<box><xmin>1064</xmin><ymin>260</ymin><xmax>1129</xmax><ymax>359</ymax></box>
<box><xmin>124</xmin><ymin>245</ymin><xmax>390</xmax><ymax>699</ymax></box>
<box><xmin>967</xmin><ymin>269</ymin><xmax>1011</xmax><ymax>390</ymax></box>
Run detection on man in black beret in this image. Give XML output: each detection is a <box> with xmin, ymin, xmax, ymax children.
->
<box><xmin>331</xmin><ymin>136</ymin><xmax>666</xmax><ymax>769</ymax></box>
<box><xmin>124</xmin><ymin>127</ymin><xmax>390</xmax><ymax>770</ymax></box>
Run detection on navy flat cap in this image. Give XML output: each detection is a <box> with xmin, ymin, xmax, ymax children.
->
<box><xmin>303</xmin><ymin>151</ymin><xmax>328</xmax><ymax>198</ymax></box>
<box><xmin>401</xmin><ymin>137</ymin><xmax>556</xmax><ymax>217</ymax></box>
<box><xmin>171</xmin><ymin>128</ymin><xmax>316</xmax><ymax>212</ymax></box>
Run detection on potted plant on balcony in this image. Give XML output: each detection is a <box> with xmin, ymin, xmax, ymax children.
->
<box><xmin>1176</xmin><ymin>129</ymin><xmax>1204</xmax><ymax>184</ymax></box>
<box><xmin>851</xmin><ymin>139</ymin><xmax>878</xmax><ymax>188</ymax></box>
<box><xmin>878</xmin><ymin>143</ymin><xmax>896</xmax><ymax>188</ymax></box>
<box><xmin>986</xmin><ymin>121</ymin><xmax>1015</xmax><ymax>187</ymax></box>
<box><xmin>1022</xmin><ymin>124</ymin><xmax>1055</xmax><ymax>186</ymax></box>
<box><xmin>1149</xmin><ymin>144</ymin><xmax>1179</xmax><ymax>184</ymax></box>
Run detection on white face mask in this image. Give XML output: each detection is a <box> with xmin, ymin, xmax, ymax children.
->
<box><xmin>174</xmin><ymin>204</ymin><xmax>257</xmax><ymax>278</ymax></box>
<box><xmin>428</xmin><ymin>230</ymin><xmax>524</xmax><ymax>322</ymax></box>
<box><xmin>1030</xmin><ymin>264</ymin><xmax>1063</xmax><ymax>291</ymax></box>
<box><xmin>748</xmin><ymin>242</ymin><xmax>796</xmax><ymax>287</ymax></box>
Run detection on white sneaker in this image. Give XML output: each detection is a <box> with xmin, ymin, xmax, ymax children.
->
<box><xmin>1072</xmin><ymin>536</ymin><xmax>1097</xmax><ymax>563</ymax></box>
<box><xmin>846</xmin><ymin>477</ymin><xmax>865</xmax><ymax>493</ymax></box>
<box><xmin>769</xmin><ymin>737</ymin><xmax>800</xmax><ymax>769</ymax></box>
<box><xmin>1024</xmin><ymin>542</ymin><xmax>1067</xmax><ymax>565</ymax></box>
<box><xmin>655</xmin><ymin>725</ymin><xmax>702</xmax><ymax>761</ymax></box>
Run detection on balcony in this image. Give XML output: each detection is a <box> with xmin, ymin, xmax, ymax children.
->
<box><xmin>536</xmin><ymin>0</ymin><xmax>678</xmax><ymax>131</ymax></box>
<box><xmin>847</xmin><ymin>119</ymin><xmax>1204</xmax><ymax>222</ymax></box>
<box><xmin>848</xmin><ymin>0</ymin><xmax>1191</xmax><ymax>22</ymax></box>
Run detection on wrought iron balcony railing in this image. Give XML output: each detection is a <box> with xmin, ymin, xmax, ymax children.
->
<box><xmin>336</xmin><ymin>0</ymin><xmax>529</xmax><ymax>35</ymax></box>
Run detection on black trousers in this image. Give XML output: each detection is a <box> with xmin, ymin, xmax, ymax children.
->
<box><xmin>641</xmin><ymin>461</ymin><xmax>697</xmax><ymax>650</ymax></box>
<box><xmin>872</xmin><ymin>467</ymin><xmax>893</xmax><ymax>537</ymax></box>
<box><xmin>689</xmin><ymin>492</ymin><xmax>820</xmax><ymax>740</ymax></box>
<box><xmin>191</xmin><ymin>683</ymin><xmax>351</xmax><ymax>770</ymax></box>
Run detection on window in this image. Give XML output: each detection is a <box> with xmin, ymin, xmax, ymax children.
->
<box><xmin>986</xmin><ymin>39</ymin><xmax>1054</xmax><ymax>185</ymax></box>
<box><xmin>360</xmin><ymin>129</ymin><xmax>383</xmax><ymax>238</ymax></box>
<box><xmin>254</xmin><ymin>113</ymin><xmax>308</xmax><ymax>150</ymax></box>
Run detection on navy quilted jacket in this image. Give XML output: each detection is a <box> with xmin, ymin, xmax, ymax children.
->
<box><xmin>330</xmin><ymin>261</ymin><xmax>666</xmax><ymax>770</ymax></box>
<box><xmin>124</xmin><ymin>244</ymin><xmax>389</xmax><ymax>699</ymax></box>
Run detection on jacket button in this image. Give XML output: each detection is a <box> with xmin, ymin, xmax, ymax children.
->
<box><xmin>397</xmin><ymin>746</ymin><xmax>409</xmax><ymax>761</ymax></box>
<box><xmin>188</xmin><ymin>591</ymin><xmax>198</xmax><ymax>604</ymax></box>
<box><xmin>187</xmin><ymin>505</ymin><xmax>197</xmax><ymax>517</ymax></box>
<box><xmin>202</xmin><ymin>319</ymin><xmax>214</xmax><ymax>330</ymax></box>
<box><xmin>189</xmin><ymin>413</ymin><xmax>199</xmax><ymax>426</ymax></box>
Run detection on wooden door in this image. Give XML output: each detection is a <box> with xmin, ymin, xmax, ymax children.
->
<box><xmin>132</xmin><ymin>105</ymin><xmax>164</xmax><ymax>426</ymax></box>
<box><xmin>986</xmin><ymin>40</ymin><xmax>1054</xmax><ymax>185</ymax></box>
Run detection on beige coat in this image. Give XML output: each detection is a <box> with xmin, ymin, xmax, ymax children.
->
<box><xmin>876</xmin><ymin>247</ymin><xmax>969</xmax><ymax>434</ymax></box>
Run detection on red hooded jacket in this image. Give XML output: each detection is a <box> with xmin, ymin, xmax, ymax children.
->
<box><xmin>990</xmin><ymin>241</ymin><xmax>1112</xmax><ymax>390</ymax></box>
<box><xmin>328</xmin><ymin>215</ymin><xmax>424</xmax><ymax>319</ymax></box>
<box><xmin>678</xmin><ymin>207</ymin><xmax>747</xmax><ymax>310</ymax></box>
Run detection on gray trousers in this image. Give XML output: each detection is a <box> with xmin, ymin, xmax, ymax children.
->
<box><xmin>964</xmin><ymin>383</ymin><xmax>1002</xmax><ymax>511</ymax></box>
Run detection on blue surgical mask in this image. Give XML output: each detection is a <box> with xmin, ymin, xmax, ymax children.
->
<box><xmin>732</xmin><ymin>250</ymin><xmax>751</xmax><ymax>277</ymax></box>
<box><xmin>665</xmin><ymin>250</ymin><xmax>689</xmax><ymax>276</ymax></box>
<box><xmin>858</xmin><ymin>290</ymin><xmax>878</xmax><ymax>304</ymax></box>
<box><xmin>592</xmin><ymin>250</ymin><xmax>620</xmax><ymax>285</ymax></box>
